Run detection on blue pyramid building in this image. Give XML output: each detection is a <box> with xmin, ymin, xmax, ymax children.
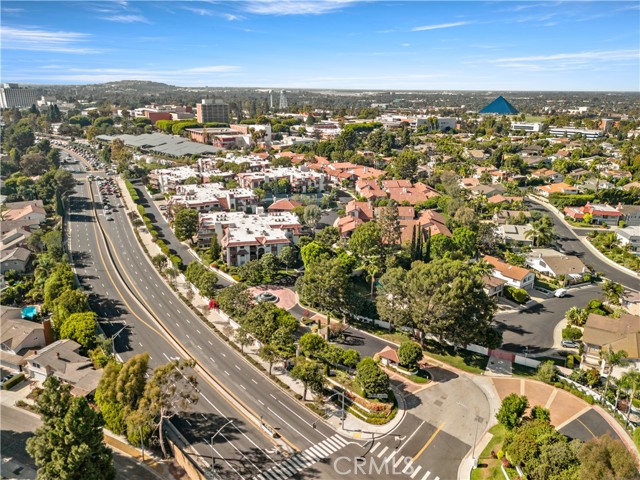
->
<box><xmin>479</xmin><ymin>95</ymin><xmax>519</xmax><ymax>115</ymax></box>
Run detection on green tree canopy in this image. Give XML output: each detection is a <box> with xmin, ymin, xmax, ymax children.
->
<box><xmin>174</xmin><ymin>208</ymin><xmax>199</xmax><ymax>243</ymax></box>
<box><xmin>497</xmin><ymin>393</ymin><xmax>529</xmax><ymax>430</ymax></box>
<box><xmin>355</xmin><ymin>357</ymin><xmax>389</xmax><ymax>397</ymax></box>
<box><xmin>27</xmin><ymin>376</ymin><xmax>115</xmax><ymax>480</ymax></box>
<box><xmin>397</xmin><ymin>341</ymin><xmax>423</xmax><ymax>370</ymax></box>
<box><xmin>59</xmin><ymin>312</ymin><xmax>98</xmax><ymax>349</ymax></box>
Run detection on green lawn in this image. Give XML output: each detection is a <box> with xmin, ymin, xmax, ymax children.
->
<box><xmin>471</xmin><ymin>424</ymin><xmax>508</xmax><ymax>480</ymax></box>
<box><xmin>423</xmin><ymin>340</ymin><xmax>489</xmax><ymax>374</ymax></box>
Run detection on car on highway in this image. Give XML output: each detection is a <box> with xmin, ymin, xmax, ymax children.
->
<box><xmin>561</xmin><ymin>340</ymin><xmax>580</xmax><ymax>349</ymax></box>
<box><xmin>255</xmin><ymin>292</ymin><xmax>278</xmax><ymax>303</ymax></box>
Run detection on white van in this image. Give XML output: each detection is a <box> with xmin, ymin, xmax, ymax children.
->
<box><xmin>554</xmin><ymin>288</ymin><xmax>568</xmax><ymax>298</ymax></box>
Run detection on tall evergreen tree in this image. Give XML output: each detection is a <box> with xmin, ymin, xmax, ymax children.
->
<box><xmin>27</xmin><ymin>376</ymin><xmax>115</xmax><ymax>480</ymax></box>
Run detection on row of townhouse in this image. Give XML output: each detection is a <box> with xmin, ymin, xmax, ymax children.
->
<box><xmin>0</xmin><ymin>200</ymin><xmax>46</xmax><ymax>273</ymax></box>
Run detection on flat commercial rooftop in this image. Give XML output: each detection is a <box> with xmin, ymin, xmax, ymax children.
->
<box><xmin>96</xmin><ymin>133</ymin><xmax>222</xmax><ymax>157</ymax></box>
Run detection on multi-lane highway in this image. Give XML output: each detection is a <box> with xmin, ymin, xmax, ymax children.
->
<box><xmin>62</xmin><ymin>147</ymin><xmax>469</xmax><ymax>480</ymax></box>
<box><xmin>67</xmin><ymin>173</ymin><xmax>294</xmax><ymax>479</ymax></box>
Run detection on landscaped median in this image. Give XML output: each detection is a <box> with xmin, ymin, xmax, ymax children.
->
<box><xmin>326</xmin><ymin>373</ymin><xmax>397</xmax><ymax>425</ymax></box>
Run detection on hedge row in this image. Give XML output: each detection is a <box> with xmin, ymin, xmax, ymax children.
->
<box><xmin>2</xmin><ymin>373</ymin><xmax>25</xmax><ymax>390</ymax></box>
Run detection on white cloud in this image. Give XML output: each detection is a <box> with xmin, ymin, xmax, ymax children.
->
<box><xmin>241</xmin><ymin>0</ymin><xmax>359</xmax><ymax>15</ymax></box>
<box><xmin>2</xmin><ymin>8</ymin><xmax>24</xmax><ymax>14</ymax></box>
<box><xmin>492</xmin><ymin>50</ymin><xmax>639</xmax><ymax>63</ymax></box>
<box><xmin>411</xmin><ymin>21</ymin><xmax>468</xmax><ymax>32</ymax></box>
<box><xmin>102</xmin><ymin>14</ymin><xmax>150</xmax><ymax>23</ymax></box>
<box><xmin>223</xmin><ymin>13</ymin><xmax>243</xmax><ymax>21</ymax></box>
<box><xmin>182</xmin><ymin>7</ymin><xmax>215</xmax><ymax>17</ymax></box>
<box><xmin>401</xmin><ymin>43</ymin><xmax>410</xmax><ymax>47</ymax></box>
<box><xmin>0</xmin><ymin>26</ymin><xmax>99</xmax><ymax>54</ymax></box>
<box><xmin>490</xmin><ymin>50</ymin><xmax>640</xmax><ymax>72</ymax></box>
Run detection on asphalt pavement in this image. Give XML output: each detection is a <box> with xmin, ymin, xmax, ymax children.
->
<box><xmin>67</xmin><ymin>173</ymin><xmax>281</xmax><ymax>478</ymax></box>
<box><xmin>496</xmin><ymin>285</ymin><xmax>601</xmax><ymax>354</ymax></box>
<box><xmin>526</xmin><ymin>199</ymin><xmax>638</xmax><ymax>289</ymax></box>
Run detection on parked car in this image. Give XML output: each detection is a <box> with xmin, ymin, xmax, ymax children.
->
<box><xmin>561</xmin><ymin>340</ymin><xmax>580</xmax><ymax>349</ymax></box>
<box><xmin>0</xmin><ymin>373</ymin><xmax>17</xmax><ymax>388</ymax></box>
<box><xmin>554</xmin><ymin>288</ymin><xmax>568</xmax><ymax>298</ymax></box>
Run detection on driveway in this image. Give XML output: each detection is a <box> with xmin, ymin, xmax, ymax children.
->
<box><xmin>497</xmin><ymin>285</ymin><xmax>601</xmax><ymax>354</ymax></box>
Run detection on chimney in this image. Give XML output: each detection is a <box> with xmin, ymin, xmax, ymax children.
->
<box><xmin>42</xmin><ymin>319</ymin><xmax>54</xmax><ymax>345</ymax></box>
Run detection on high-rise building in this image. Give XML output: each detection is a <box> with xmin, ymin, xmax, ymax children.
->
<box><xmin>279</xmin><ymin>90</ymin><xmax>288</xmax><ymax>110</ymax></box>
<box><xmin>196</xmin><ymin>97</ymin><xmax>229</xmax><ymax>123</ymax></box>
<box><xmin>269</xmin><ymin>90</ymin><xmax>274</xmax><ymax>110</ymax></box>
<box><xmin>0</xmin><ymin>83</ymin><xmax>40</xmax><ymax>109</ymax></box>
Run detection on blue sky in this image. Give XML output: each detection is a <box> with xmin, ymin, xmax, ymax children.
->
<box><xmin>1</xmin><ymin>1</ymin><xmax>638</xmax><ymax>90</ymax></box>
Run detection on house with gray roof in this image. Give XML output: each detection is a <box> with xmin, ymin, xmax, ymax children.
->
<box><xmin>0</xmin><ymin>307</ymin><xmax>47</xmax><ymax>371</ymax></box>
<box><xmin>26</xmin><ymin>339</ymin><xmax>102</xmax><ymax>396</ymax></box>
<box><xmin>526</xmin><ymin>248</ymin><xmax>590</xmax><ymax>284</ymax></box>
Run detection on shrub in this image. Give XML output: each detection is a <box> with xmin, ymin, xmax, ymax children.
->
<box><xmin>562</xmin><ymin>326</ymin><xmax>583</xmax><ymax>341</ymax></box>
<box><xmin>2</xmin><ymin>373</ymin><xmax>25</xmax><ymax>390</ymax></box>
<box><xmin>170</xmin><ymin>255</ymin><xmax>183</xmax><ymax>270</ymax></box>
<box><xmin>536</xmin><ymin>361</ymin><xmax>557</xmax><ymax>383</ymax></box>
<box><xmin>504</xmin><ymin>286</ymin><xmax>529</xmax><ymax>304</ymax></box>
<box><xmin>496</xmin><ymin>393</ymin><xmax>529</xmax><ymax>430</ymax></box>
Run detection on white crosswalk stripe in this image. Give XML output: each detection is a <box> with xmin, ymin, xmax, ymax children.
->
<box><xmin>370</xmin><ymin>442</ymin><xmax>381</xmax><ymax>453</ymax></box>
<box><xmin>252</xmin><ymin>434</ymin><xmax>349</xmax><ymax>480</ymax></box>
<box><xmin>410</xmin><ymin>465</ymin><xmax>422</xmax><ymax>477</ymax></box>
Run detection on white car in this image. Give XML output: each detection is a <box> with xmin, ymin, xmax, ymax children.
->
<box><xmin>554</xmin><ymin>288</ymin><xmax>568</xmax><ymax>298</ymax></box>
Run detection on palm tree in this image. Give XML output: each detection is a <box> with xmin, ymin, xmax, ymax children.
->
<box><xmin>620</xmin><ymin>369</ymin><xmax>640</xmax><ymax>423</ymax></box>
<box><xmin>601</xmin><ymin>348</ymin><xmax>628</xmax><ymax>405</ymax></box>
<box><xmin>524</xmin><ymin>216</ymin><xmax>554</xmax><ymax>247</ymax></box>
<box><xmin>599</xmin><ymin>232</ymin><xmax>619</xmax><ymax>252</ymax></box>
<box><xmin>472</xmin><ymin>259</ymin><xmax>494</xmax><ymax>278</ymax></box>
<box><xmin>602</xmin><ymin>280</ymin><xmax>625</xmax><ymax>306</ymax></box>
<box><xmin>363</xmin><ymin>259</ymin><xmax>380</xmax><ymax>297</ymax></box>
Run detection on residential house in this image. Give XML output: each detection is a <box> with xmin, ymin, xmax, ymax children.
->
<box><xmin>493</xmin><ymin>210</ymin><xmax>532</xmax><ymax>225</ymax></box>
<box><xmin>526</xmin><ymin>249</ymin><xmax>590</xmax><ymax>284</ymax></box>
<box><xmin>0</xmin><ymin>227</ymin><xmax>32</xmax><ymax>251</ymax></box>
<box><xmin>581</xmin><ymin>313</ymin><xmax>640</xmax><ymax>378</ymax></box>
<box><xmin>563</xmin><ymin>203</ymin><xmax>622</xmax><ymax>226</ymax></box>
<box><xmin>0</xmin><ymin>307</ymin><xmax>48</xmax><ymax>371</ymax></box>
<box><xmin>470</xmin><ymin>184</ymin><xmax>508</xmax><ymax>198</ymax></box>
<box><xmin>531</xmin><ymin>168</ymin><xmax>564</xmax><ymax>183</ymax></box>
<box><xmin>482</xmin><ymin>275</ymin><xmax>507</xmax><ymax>298</ymax></box>
<box><xmin>622</xmin><ymin>181</ymin><xmax>640</xmax><ymax>192</ymax></box>
<box><xmin>578</xmin><ymin>178</ymin><xmax>615</xmax><ymax>192</ymax></box>
<box><xmin>619</xmin><ymin>204</ymin><xmax>640</xmax><ymax>227</ymax></box>
<box><xmin>1</xmin><ymin>200</ymin><xmax>46</xmax><ymax>226</ymax></box>
<box><xmin>616</xmin><ymin>226</ymin><xmax>640</xmax><ymax>252</ymax></box>
<box><xmin>497</xmin><ymin>224</ymin><xmax>534</xmax><ymax>246</ymax></box>
<box><xmin>486</xmin><ymin>195</ymin><xmax>523</xmax><ymax>205</ymax></box>
<box><xmin>534</xmin><ymin>182</ymin><xmax>580</xmax><ymax>198</ymax></box>
<box><xmin>26</xmin><ymin>339</ymin><xmax>102</xmax><ymax>396</ymax></box>
<box><xmin>483</xmin><ymin>255</ymin><xmax>535</xmax><ymax>290</ymax></box>
<box><xmin>197</xmin><ymin>210</ymin><xmax>302</xmax><ymax>265</ymax></box>
<box><xmin>0</xmin><ymin>247</ymin><xmax>31</xmax><ymax>273</ymax></box>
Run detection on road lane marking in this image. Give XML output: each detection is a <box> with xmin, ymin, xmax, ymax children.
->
<box><xmin>258</xmin><ymin>399</ymin><xmax>265</xmax><ymax>406</ymax></box>
<box><xmin>413</xmin><ymin>422</ymin><xmax>446</xmax><ymax>462</ymax></box>
<box><xmin>241</xmin><ymin>384</ymin><xmax>246</xmax><ymax>390</ymax></box>
<box><xmin>251</xmin><ymin>378</ymin><xmax>258</xmax><ymax>384</ymax></box>
<box><xmin>267</xmin><ymin>407</ymin><xmax>306</xmax><ymax>438</ymax></box>
<box><xmin>209</xmin><ymin>357</ymin><xmax>215</xmax><ymax>363</ymax></box>
<box><xmin>410</xmin><ymin>466</ymin><xmax>423</xmax><ymax>478</ymax></box>
<box><xmin>377</xmin><ymin>446</ymin><xmax>389</xmax><ymax>458</ymax></box>
<box><xmin>235</xmin><ymin>365</ymin><xmax>241</xmax><ymax>371</ymax></box>
<box><xmin>224</xmin><ymin>370</ymin><xmax>230</xmax><ymax>375</ymax></box>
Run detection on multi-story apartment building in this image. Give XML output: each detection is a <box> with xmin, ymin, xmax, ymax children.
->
<box><xmin>0</xmin><ymin>83</ymin><xmax>40</xmax><ymax>108</ymax></box>
<box><xmin>149</xmin><ymin>165</ymin><xmax>201</xmax><ymax>193</ymax></box>
<box><xmin>197</xmin><ymin>210</ymin><xmax>302</xmax><ymax>265</ymax></box>
<box><xmin>237</xmin><ymin>166</ymin><xmax>325</xmax><ymax>193</ymax></box>
<box><xmin>170</xmin><ymin>183</ymin><xmax>257</xmax><ymax>213</ymax></box>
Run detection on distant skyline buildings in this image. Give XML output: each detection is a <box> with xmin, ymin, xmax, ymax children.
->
<box><xmin>0</xmin><ymin>1</ymin><xmax>638</xmax><ymax>91</ymax></box>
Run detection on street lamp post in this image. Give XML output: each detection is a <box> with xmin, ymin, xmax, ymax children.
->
<box><xmin>210</xmin><ymin>419</ymin><xmax>234</xmax><ymax>469</ymax></box>
<box><xmin>110</xmin><ymin>325</ymin><xmax>127</xmax><ymax>355</ymax></box>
